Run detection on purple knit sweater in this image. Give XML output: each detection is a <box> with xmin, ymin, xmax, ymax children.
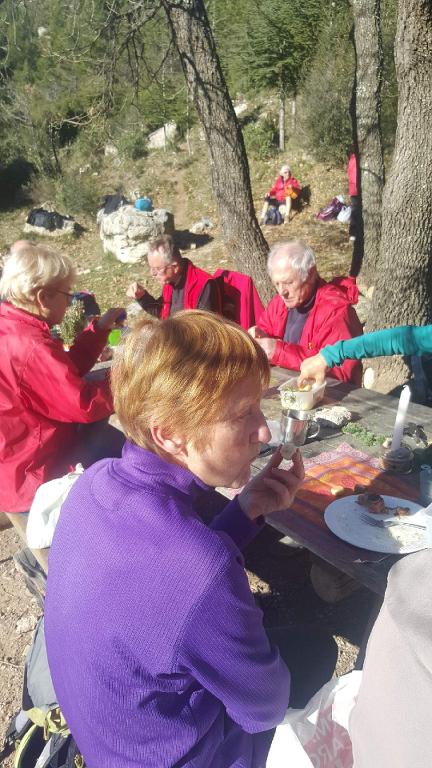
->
<box><xmin>45</xmin><ymin>442</ymin><xmax>290</xmax><ymax>767</ymax></box>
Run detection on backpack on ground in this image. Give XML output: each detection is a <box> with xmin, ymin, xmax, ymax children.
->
<box><xmin>0</xmin><ymin>618</ymin><xmax>84</xmax><ymax>768</ymax></box>
<box><xmin>26</xmin><ymin>209</ymin><xmax>74</xmax><ymax>232</ymax></box>
<box><xmin>265</xmin><ymin>205</ymin><xmax>283</xmax><ymax>225</ymax></box>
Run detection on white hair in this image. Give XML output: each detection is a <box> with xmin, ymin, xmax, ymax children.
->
<box><xmin>280</xmin><ymin>164</ymin><xmax>291</xmax><ymax>175</ymax></box>
<box><xmin>147</xmin><ymin>234</ymin><xmax>180</xmax><ymax>265</ymax></box>
<box><xmin>267</xmin><ymin>240</ymin><xmax>316</xmax><ymax>282</ymax></box>
<box><xmin>0</xmin><ymin>245</ymin><xmax>74</xmax><ymax>310</ymax></box>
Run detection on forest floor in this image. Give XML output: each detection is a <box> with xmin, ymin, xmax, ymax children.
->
<box><xmin>0</xmin><ymin>148</ymin><xmax>376</xmax><ymax>754</ymax></box>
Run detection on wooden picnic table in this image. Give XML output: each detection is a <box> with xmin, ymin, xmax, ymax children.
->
<box><xmin>244</xmin><ymin>367</ymin><xmax>432</xmax><ymax>597</ymax></box>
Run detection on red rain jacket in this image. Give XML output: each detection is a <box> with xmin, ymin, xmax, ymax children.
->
<box><xmin>0</xmin><ymin>302</ymin><xmax>112</xmax><ymax>512</ymax></box>
<box><xmin>267</xmin><ymin>174</ymin><xmax>301</xmax><ymax>203</ymax></box>
<box><xmin>256</xmin><ymin>277</ymin><xmax>363</xmax><ymax>383</ymax></box>
<box><xmin>213</xmin><ymin>269</ymin><xmax>264</xmax><ymax>329</ymax></box>
<box><xmin>161</xmin><ymin>259</ymin><xmax>220</xmax><ymax>319</ymax></box>
<box><xmin>348</xmin><ymin>153</ymin><xmax>358</xmax><ymax>197</ymax></box>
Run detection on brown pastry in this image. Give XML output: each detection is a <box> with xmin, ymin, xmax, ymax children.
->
<box><xmin>357</xmin><ymin>492</ymin><xmax>386</xmax><ymax>514</ymax></box>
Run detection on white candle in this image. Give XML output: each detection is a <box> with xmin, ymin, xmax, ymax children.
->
<box><xmin>390</xmin><ymin>385</ymin><xmax>411</xmax><ymax>452</ymax></box>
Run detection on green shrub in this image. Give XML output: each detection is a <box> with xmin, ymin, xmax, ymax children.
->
<box><xmin>59</xmin><ymin>300</ymin><xmax>86</xmax><ymax>347</ymax></box>
<box><xmin>54</xmin><ymin>173</ymin><xmax>100</xmax><ymax>216</ymax></box>
<box><xmin>299</xmin><ymin>4</ymin><xmax>354</xmax><ymax>163</ymax></box>
<box><xmin>27</xmin><ymin>169</ymin><xmax>100</xmax><ymax>217</ymax></box>
<box><xmin>117</xmin><ymin>132</ymin><xmax>148</xmax><ymax>161</ymax></box>
<box><xmin>242</xmin><ymin>117</ymin><xmax>278</xmax><ymax>160</ymax></box>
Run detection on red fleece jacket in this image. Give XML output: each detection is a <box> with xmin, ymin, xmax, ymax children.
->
<box><xmin>0</xmin><ymin>302</ymin><xmax>112</xmax><ymax>512</ymax></box>
<box><xmin>256</xmin><ymin>277</ymin><xmax>363</xmax><ymax>383</ymax></box>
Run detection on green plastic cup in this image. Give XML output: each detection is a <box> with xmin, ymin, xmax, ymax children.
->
<box><xmin>108</xmin><ymin>329</ymin><xmax>122</xmax><ymax>346</ymax></box>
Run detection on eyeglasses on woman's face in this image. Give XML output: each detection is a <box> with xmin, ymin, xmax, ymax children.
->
<box><xmin>55</xmin><ymin>289</ymin><xmax>75</xmax><ymax>303</ymax></box>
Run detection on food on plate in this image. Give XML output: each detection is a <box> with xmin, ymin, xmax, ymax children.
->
<box><xmin>357</xmin><ymin>492</ymin><xmax>412</xmax><ymax>517</ymax></box>
<box><xmin>357</xmin><ymin>492</ymin><xmax>386</xmax><ymax>514</ymax></box>
<box><xmin>280</xmin><ymin>442</ymin><xmax>296</xmax><ymax>460</ymax></box>
<box><xmin>354</xmin><ymin>484</ymin><xmax>367</xmax><ymax>494</ymax></box>
<box><xmin>393</xmin><ymin>505</ymin><xmax>411</xmax><ymax>517</ymax></box>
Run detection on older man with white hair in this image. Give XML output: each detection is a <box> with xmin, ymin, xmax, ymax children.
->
<box><xmin>249</xmin><ymin>239</ymin><xmax>362</xmax><ymax>383</ymax></box>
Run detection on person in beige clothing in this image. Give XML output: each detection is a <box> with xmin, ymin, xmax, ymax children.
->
<box><xmin>350</xmin><ymin>550</ymin><xmax>432</xmax><ymax>767</ymax></box>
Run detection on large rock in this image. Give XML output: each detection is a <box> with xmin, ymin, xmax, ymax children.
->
<box><xmin>148</xmin><ymin>122</ymin><xmax>177</xmax><ymax>150</ymax></box>
<box><xmin>97</xmin><ymin>205</ymin><xmax>175</xmax><ymax>264</ymax></box>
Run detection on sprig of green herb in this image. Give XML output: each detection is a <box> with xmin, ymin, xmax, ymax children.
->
<box><xmin>342</xmin><ymin>422</ymin><xmax>387</xmax><ymax>447</ymax></box>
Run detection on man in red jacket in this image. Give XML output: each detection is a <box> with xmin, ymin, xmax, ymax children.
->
<box><xmin>126</xmin><ymin>234</ymin><xmax>220</xmax><ymax>317</ymax></box>
<box><xmin>249</xmin><ymin>240</ymin><xmax>362</xmax><ymax>383</ymax></box>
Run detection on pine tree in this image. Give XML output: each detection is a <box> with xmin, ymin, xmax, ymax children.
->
<box><xmin>243</xmin><ymin>0</ymin><xmax>325</xmax><ymax>149</ymax></box>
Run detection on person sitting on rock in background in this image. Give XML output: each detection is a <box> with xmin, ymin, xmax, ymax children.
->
<box><xmin>126</xmin><ymin>233</ymin><xmax>221</xmax><ymax>317</ymax></box>
<box><xmin>0</xmin><ymin>243</ymin><xmax>126</xmax><ymax>515</ymax></box>
<box><xmin>249</xmin><ymin>239</ymin><xmax>363</xmax><ymax>383</ymax></box>
<box><xmin>260</xmin><ymin>164</ymin><xmax>301</xmax><ymax>225</ymax></box>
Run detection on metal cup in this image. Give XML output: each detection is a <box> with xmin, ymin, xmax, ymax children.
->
<box><xmin>280</xmin><ymin>409</ymin><xmax>320</xmax><ymax>447</ymax></box>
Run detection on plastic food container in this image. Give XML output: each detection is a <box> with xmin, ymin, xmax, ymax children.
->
<box><xmin>278</xmin><ymin>377</ymin><xmax>326</xmax><ymax>411</ymax></box>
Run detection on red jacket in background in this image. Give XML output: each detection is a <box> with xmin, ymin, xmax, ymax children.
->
<box><xmin>348</xmin><ymin>153</ymin><xmax>358</xmax><ymax>197</ymax></box>
<box><xmin>267</xmin><ymin>175</ymin><xmax>301</xmax><ymax>203</ymax></box>
<box><xmin>213</xmin><ymin>269</ymin><xmax>264</xmax><ymax>329</ymax></box>
<box><xmin>161</xmin><ymin>258</ymin><xmax>220</xmax><ymax>318</ymax></box>
<box><xmin>0</xmin><ymin>302</ymin><xmax>112</xmax><ymax>512</ymax></box>
<box><xmin>256</xmin><ymin>277</ymin><xmax>363</xmax><ymax>383</ymax></box>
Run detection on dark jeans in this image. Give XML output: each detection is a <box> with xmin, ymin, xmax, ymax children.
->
<box><xmin>349</xmin><ymin>195</ymin><xmax>361</xmax><ymax>238</ymax></box>
<box><xmin>267</xmin><ymin>625</ymin><xmax>338</xmax><ymax>709</ymax></box>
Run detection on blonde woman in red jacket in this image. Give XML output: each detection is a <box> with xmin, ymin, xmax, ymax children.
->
<box><xmin>0</xmin><ymin>244</ymin><xmax>125</xmax><ymax>514</ymax></box>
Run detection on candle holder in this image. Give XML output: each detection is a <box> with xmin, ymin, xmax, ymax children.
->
<box><xmin>379</xmin><ymin>445</ymin><xmax>414</xmax><ymax>474</ymax></box>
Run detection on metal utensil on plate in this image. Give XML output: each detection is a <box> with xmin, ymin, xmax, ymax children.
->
<box><xmin>358</xmin><ymin>511</ymin><xmax>426</xmax><ymax>531</ymax></box>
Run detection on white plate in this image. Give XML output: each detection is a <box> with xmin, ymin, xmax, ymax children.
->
<box><xmin>324</xmin><ymin>494</ymin><xmax>432</xmax><ymax>554</ymax></box>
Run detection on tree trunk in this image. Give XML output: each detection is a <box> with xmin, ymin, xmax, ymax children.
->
<box><xmin>160</xmin><ymin>0</ymin><xmax>273</xmax><ymax>302</ymax></box>
<box><xmin>279</xmin><ymin>92</ymin><xmax>285</xmax><ymax>151</ymax></box>
<box><xmin>290</xmin><ymin>95</ymin><xmax>296</xmax><ymax>132</ymax></box>
<box><xmin>350</xmin><ymin>0</ymin><xmax>385</xmax><ymax>289</ymax></box>
<box><xmin>365</xmin><ymin>0</ymin><xmax>432</xmax><ymax>392</ymax></box>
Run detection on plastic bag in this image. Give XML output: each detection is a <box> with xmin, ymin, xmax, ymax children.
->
<box><xmin>26</xmin><ymin>465</ymin><xmax>84</xmax><ymax>549</ymax></box>
<box><xmin>266</xmin><ymin>671</ymin><xmax>362</xmax><ymax>767</ymax></box>
<box><xmin>337</xmin><ymin>205</ymin><xmax>352</xmax><ymax>223</ymax></box>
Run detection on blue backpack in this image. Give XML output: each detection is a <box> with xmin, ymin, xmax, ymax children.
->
<box><xmin>265</xmin><ymin>205</ymin><xmax>283</xmax><ymax>225</ymax></box>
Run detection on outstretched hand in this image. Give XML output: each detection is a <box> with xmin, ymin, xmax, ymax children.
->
<box><xmin>126</xmin><ymin>281</ymin><xmax>146</xmax><ymax>300</ymax></box>
<box><xmin>248</xmin><ymin>325</ymin><xmax>267</xmax><ymax>339</ymax></box>
<box><xmin>298</xmin><ymin>353</ymin><xmax>328</xmax><ymax>387</ymax></box>
<box><xmin>238</xmin><ymin>448</ymin><xmax>304</xmax><ymax>521</ymax></box>
<box><xmin>97</xmin><ymin>307</ymin><xmax>126</xmax><ymax>331</ymax></box>
<box><xmin>255</xmin><ymin>336</ymin><xmax>277</xmax><ymax>360</ymax></box>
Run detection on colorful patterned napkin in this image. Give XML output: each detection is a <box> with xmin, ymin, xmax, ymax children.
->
<box><xmin>289</xmin><ymin>442</ymin><xmax>419</xmax><ymax>532</ymax></box>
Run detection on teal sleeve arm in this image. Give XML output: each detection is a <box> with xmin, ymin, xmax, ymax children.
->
<box><xmin>321</xmin><ymin>325</ymin><xmax>432</xmax><ymax>368</ymax></box>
